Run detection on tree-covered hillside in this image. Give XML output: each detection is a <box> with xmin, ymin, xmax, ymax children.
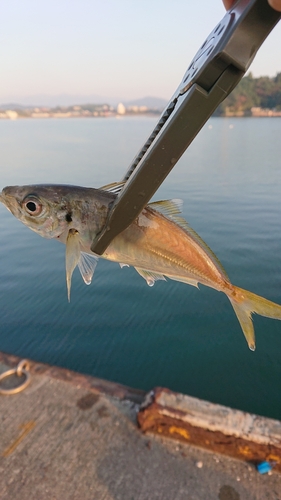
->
<box><xmin>214</xmin><ymin>73</ymin><xmax>281</xmax><ymax>116</ymax></box>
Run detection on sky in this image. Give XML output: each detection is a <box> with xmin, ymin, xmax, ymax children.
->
<box><xmin>1</xmin><ymin>0</ymin><xmax>281</xmax><ymax>104</ymax></box>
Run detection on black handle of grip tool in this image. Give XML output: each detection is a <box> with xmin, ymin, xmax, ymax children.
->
<box><xmin>92</xmin><ymin>0</ymin><xmax>281</xmax><ymax>255</ymax></box>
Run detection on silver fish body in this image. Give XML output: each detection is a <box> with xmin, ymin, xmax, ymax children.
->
<box><xmin>1</xmin><ymin>183</ymin><xmax>281</xmax><ymax>351</ymax></box>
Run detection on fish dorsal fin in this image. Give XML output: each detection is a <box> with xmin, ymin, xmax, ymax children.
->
<box><xmin>148</xmin><ymin>199</ymin><xmax>183</xmax><ymax>217</ymax></box>
<box><xmin>148</xmin><ymin>199</ymin><xmax>190</xmax><ymax>231</ymax></box>
<box><xmin>66</xmin><ymin>229</ymin><xmax>81</xmax><ymax>302</ymax></box>
<box><xmin>78</xmin><ymin>252</ymin><xmax>99</xmax><ymax>285</ymax></box>
<box><xmin>135</xmin><ymin>267</ymin><xmax>166</xmax><ymax>287</ymax></box>
<box><xmin>99</xmin><ymin>181</ymin><xmax>126</xmax><ymax>194</ymax></box>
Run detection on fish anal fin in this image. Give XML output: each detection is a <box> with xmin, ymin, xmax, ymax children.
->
<box><xmin>135</xmin><ymin>267</ymin><xmax>166</xmax><ymax>287</ymax></box>
<box><xmin>168</xmin><ymin>275</ymin><xmax>199</xmax><ymax>288</ymax></box>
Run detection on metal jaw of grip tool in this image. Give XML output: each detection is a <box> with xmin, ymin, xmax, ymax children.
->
<box><xmin>92</xmin><ymin>0</ymin><xmax>281</xmax><ymax>255</ymax></box>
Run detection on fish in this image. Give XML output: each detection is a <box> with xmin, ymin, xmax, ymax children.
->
<box><xmin>1</xmin><ymin>181</ymin><xmax>281</xmax><ymax>351</ymax></box>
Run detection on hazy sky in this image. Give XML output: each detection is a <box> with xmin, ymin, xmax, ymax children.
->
<box><xmin>1</xmin><ymin>0</ymin><xmax>281</xmax><ymax>103</ymax></box>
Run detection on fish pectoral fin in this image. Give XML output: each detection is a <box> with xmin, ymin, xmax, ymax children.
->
<box><xmin>168</xmin><ymin>275</ymin><xmax>199</xmax><ymax>288</ymax></box>
<box><xmin>135</xmin><ymin>267</ymin><xmax>166</xmax><ymax>287</ymax></box>
<box><xmin>78</xmin><ymin>252</ymin><xmax>99</xmax><ymax>285</ymax></box>
<box><xmin>66</xmin><ymin>229</ymin><xmax>81</xmax><ymax>302</ymax></box>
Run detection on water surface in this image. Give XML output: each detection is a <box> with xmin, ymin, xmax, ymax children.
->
<box><xmin>0</xmin><ymin>116</ymin><xmax>281</xmax><ymax>419</ymax></box>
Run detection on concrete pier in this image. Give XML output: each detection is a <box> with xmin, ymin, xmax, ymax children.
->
<box><xmin>0</xmin><ymin>352</ymin><xmax>280</xmax><ymax>500</ymax></box>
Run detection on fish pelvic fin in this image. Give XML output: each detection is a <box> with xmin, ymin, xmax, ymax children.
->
<box><xmin>135</xmin><ymin>267</ymin><xmax>166</xmax><ymax>287</ymax></box>
<box><xmin>66</xmin><ymin>229</ymin><xmax>81</xmax><ymax>302</ymax></box>
<box><xmin>228</xmin><ymin>286</ymin><xmax>281</xmax><ymax>351</ymax></box>
<box><xmin>78</xmin><ymin>252</ymin><xmax>99</xmax><ymax>285</ymax></box>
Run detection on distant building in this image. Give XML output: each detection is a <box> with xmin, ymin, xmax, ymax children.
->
<box><xmin>117</xmin><ymin>103</ymin><xmax>126</xmax><ymax>115</ymax></box>
<box><xmin>251</xmin><ymin>107</ymin><xmax>281</xmax><ymax>117</ymax></box>
<box><xmin>31</xmin><ymin>112</ymin><xmax>50</xmax><ymax>118</ymax></box>
<box><xmin>6</xmin><ymin>110</ymin><xmax>18</xmax><ymax>120</ymax></box>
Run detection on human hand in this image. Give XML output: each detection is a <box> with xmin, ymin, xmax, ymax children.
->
<box><xmin>223</xmin><ymin>0</ymin><xmax>281</xmax><ymax>11</ymax></box>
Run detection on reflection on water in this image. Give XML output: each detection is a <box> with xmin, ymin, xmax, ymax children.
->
<box><xmin>0</xmin><ymin>116</ymin><xmax>281</xmax><ymax>419</ymax></box>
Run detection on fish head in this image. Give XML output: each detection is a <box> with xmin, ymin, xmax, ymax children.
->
<box><xmin>0</xmin><ymin>184</ymin><xmax>113</xmax><ymax>243</ymax></box>
<box><xmin>0</xmin><ymin>183</ymin><xmax>115</xmax><ymax>300</ymax></box>
<box><xmin>0</xmin><ymin>184</ymin><xmax>73</xmax><ymax>239</ymax></box>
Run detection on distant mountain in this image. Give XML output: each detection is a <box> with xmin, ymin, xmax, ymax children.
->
<box><xmin>123</xmin><ymin>96</ymin><xmax>167</xmax><ymax>110</ymax></box>
<box><xmin>0</xmin><ymin>93</ymin><xmax>113</xmax><ymax>108</ymax></box>
<box><xmin>0</xmin><ymin>94</ymin><xmax>168</xmax><ymax>110</ymax></box>
<box><xmin>0</xmin><ymin>103</ymin><xmax>33</xmax><ymax>110</ymax></box>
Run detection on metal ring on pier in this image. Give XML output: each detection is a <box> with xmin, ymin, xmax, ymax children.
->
<box><xmin>0</xmin><ymin>360</ymin><xmax>31</xmax><ymax>395</ymax></box>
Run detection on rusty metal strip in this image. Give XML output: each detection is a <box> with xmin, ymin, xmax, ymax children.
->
<box><xmin>137</xmin><ymin>388</ymin><xmax>281</xmax><ymax>472</ymax></box>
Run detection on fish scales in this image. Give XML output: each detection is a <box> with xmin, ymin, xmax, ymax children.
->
<box><xmin>114</xmin><ymin>207</ymin><xmax>229</xmax><ymax>291</ymax></box>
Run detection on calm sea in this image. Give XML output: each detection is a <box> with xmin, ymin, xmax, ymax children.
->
<box><xmin>0</xmin><ymin>116</ymin><xmax>280</xmax><ymax>419</ymax></box>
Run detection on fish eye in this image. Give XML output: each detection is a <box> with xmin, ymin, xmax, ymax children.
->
<box><xmin>23</xmin><ymin>196</ymin><xmax>43</xmax><ymax>216</ymax></box>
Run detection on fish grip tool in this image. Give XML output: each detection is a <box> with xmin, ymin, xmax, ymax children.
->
<box><xmin>92</xmin><ymin>0</ymin><xmax>281</xmax><ymax>255</ymax></box>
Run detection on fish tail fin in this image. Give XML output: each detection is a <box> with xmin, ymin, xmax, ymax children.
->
<box><xmin>228</xmin><ymin>286</ymin><xmax>281</xmax><ymax>351</ymax></box>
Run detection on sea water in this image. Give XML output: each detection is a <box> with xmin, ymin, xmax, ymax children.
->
<box><xmin>0</xmin><ymin>116</ymin><xmax>280</xmax><ymax>419</ymax></box>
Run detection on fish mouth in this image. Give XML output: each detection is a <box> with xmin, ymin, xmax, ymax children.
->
<box><xmin>0</xmin><ymin>186</ymin><xmax>21</xmax><ymax>214</ymax></box>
